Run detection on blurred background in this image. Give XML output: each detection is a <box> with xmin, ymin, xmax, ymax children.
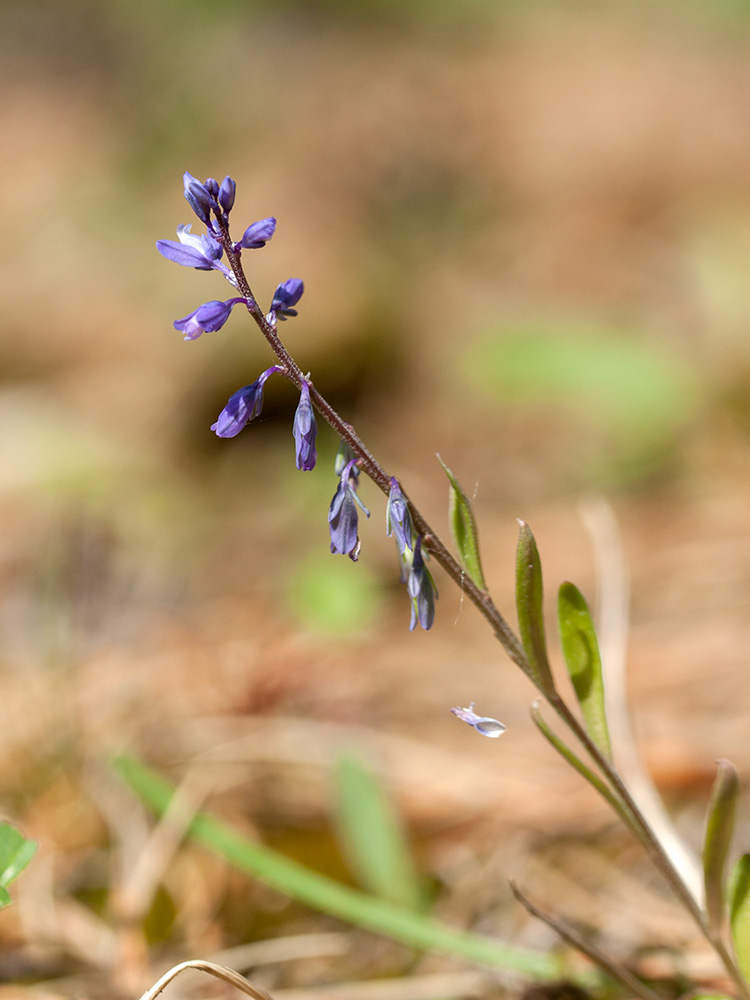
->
<box><xmin>2</xmin><ymin>0</ymin><xmax>750</xmax><ymax>996</ymax></box>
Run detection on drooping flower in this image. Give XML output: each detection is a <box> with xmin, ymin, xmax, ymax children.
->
<box><xmin>293</xmin><ymin>381</ymin><xmax>318</xmax><ymax>471</ymax></box>
<box><xmin>386</xmin><ymin>478</ymin><xmax>414</xmax><ymax>555</ymax></box>
<box><xmin>236</xmin><ymin>218</ymin><xmax>276</xmax><ymax>251</ymax></box>
<box><xmin>407</xmin><ymin>535</ymin><xmax>437</xmax><ymax>631</ymax></box>
<box><xmin>328</xmin><ymin>459</ymin><xmax>369</xmax><ymax>561</ymax></box>
<box><xmin>450</xmin><ymin>703</ymin><xmax>506</xmax><ymax>738</ymax></box>
<box><xmin>156</xmin><ymin>224</ymin><xmax>233</xmax><ymax>282</ymax></box>
<box><xmin>173</xmin><ymin>297</ymin><xmax>248</xmax><ymax>341</ymax></box>
<box><xmin>267</xmin><ymin>278</ymin><xmax>304</xmax><ymax>324</ymax></box>
<box><xmin>211</xmin><ymin>366</ymin><xmax>282</xmax><ymax>438</ymax></box>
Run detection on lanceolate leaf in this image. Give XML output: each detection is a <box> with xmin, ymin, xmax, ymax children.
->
<box><xmin>437</xmin><ymin>456</ymin><xmax>486</xmax><ymax>591</ymax></box>
<box><xmin>703</xmin><ymin>759</ymin><xmax>740</xmax><ymax>934</ymax></box>
<box><xmin>728</xmin><ymin>854</ymin><xmax>750</xmax><ymax>986</ymax></box>
<box><xmin>557</xmin><ymin>582</ymin><xmax>612</xmax><ymax>761</ymax></box>
<box><xmin>515</xmin><ymin>521</ymin><xmax>555</xmax><ymax>694</ymax></box>
<box><xmin>0</xmin><ymin>823</ymin><xmax>37</xmax><ymax>908</ymax></box>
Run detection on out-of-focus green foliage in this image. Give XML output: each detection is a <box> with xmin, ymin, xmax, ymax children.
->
<box><xmin>460</xmin><ymin>324</ymin><xmax>700</xmax><ymax>484</ymax></box>
<box><xmin>334</xmin><ymin>751</ymin><xmax>426</xmax><ymax>912</ymax></box>
<box><xmin>286</xmin><ymin>550</ymin><xmax>383</xmax><ymax>634</ymax></box>
<box><xmin>0</xmin><ymin>824</ymin><xmax>36</xmax><ymax>909</ymax></box>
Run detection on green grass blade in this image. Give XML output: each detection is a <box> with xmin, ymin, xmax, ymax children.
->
<box><xmin>515</xmin><ymin>521</ymin><xmax>555</xmax><ymax>694</ymax></box>
<box><xmin>557</xmin><ymin>582</ymin><xmax>612</xmax><ymax>761</ymax></box>
<box><xmin>728</xmin><ymin>854</ymin><xmax>750</xmax><ymax>985</ymax></box>
<box><xmin>334</xmin><ymin>752</ymin><xmax>425</xmax><ymax>912</ymax></box>
<box><xmin>437</xmin><ymin>456</ymin><xmax>486</xmax><ymax>591</ymax></box>
<box><xmin>113</xmin><ymin>754</ymin><xmax>565</xmax><ymax>981</ymax></box>
<box><xmin>703</xmin><ymin>759</ymin><xmax>740</xmax><ymax>934</ymax></box>
<box><xmin>0</xmin><ymin>823</ymin><xmax>37</xmax><ymax>907</ymax></box>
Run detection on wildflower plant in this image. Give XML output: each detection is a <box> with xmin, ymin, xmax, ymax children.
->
<box><xmin>152</xmin><ymin>171</ymin><xmax>750</xmax><ymax>1000</ymax></box>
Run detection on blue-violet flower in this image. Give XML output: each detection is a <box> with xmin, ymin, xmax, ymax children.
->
<box><xmin>211</xmin><ymin>366</ymin><xmax>282</xmax><ymax>438</ymax></box>
<box><xmin>218</xmin><ymin>176</ymin><xmax>236</xmax><ymax>215</ymax></box>
<box><xmin>328</xmin><ymin>459</ymin><xmax>370</xmax><ymax>561</ymax></box>
<box><xmin>407</xmin><ymin>535</ymin><xmax>437</xmax><ymax>631</ymax></box>
<box><xmin>293</xmin><ymin>381</ymin><xmax>318</xmax><ymax>471</ymax></box>
<box><xmin>183</xmin><ymin>171</ymin><xmax>214</xmax><ymax>227</ymax></box>
<box><xmin>386</xmin><ymin>478</ymin><xmax>414</xmax><ymax>555</ymax></box>
<box><xmin>268</xmin><ymin>278</ymin><xmax>304</xmax><ymax>324</ymax></box>
<box><xmin>236</xmin><ymin>218</ymin><xmax>276</xmax><ymax>251</ymax></box>
<box><xmin>174</xmin><ymin>297</ymin><xmax>248</xmax><ymax>341</ymax></box>
<box><xmin>156</xmin><ymin>224</ymin><xmax>233</xmax><ymax>283</ymax></box>
<box><xmin>450</xmin><ymin>703</ymin><xmax>507</xmax><ymax>738</ymax></box>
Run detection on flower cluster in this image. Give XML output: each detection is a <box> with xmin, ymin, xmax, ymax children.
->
<box><xmin>158</xmin><ymin>171</ymin><xmax>438</xmax><ymax>632</ymax></box>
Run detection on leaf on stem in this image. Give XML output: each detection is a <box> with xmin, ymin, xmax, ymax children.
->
<box><xmin>515</xmin><ymin>521</ymin><xmax>555</xmax><ymax>694</ymax></box>
<box><xmin>437</xmin><ymin>456</ymin><xmax>486</xmax><ymax>591</ymax></box>
<box><xmin>557</xmin><ymin>582</ymin><xmax>612</xmax><ymax>762</ymax></box>
<box><xmin>0</xmin><ymin>823</ymin><xmax>36</xmax><ymax>908</ymax></box>
<box><xmin>703</xmin><ymin>759</ymin><xmax>740</xmax><ymax>934</ymax></box>
<box><xmin>530</xmin><ymin>703</ymin><xmax>623</xmax><ymax>819</ymax></box>
<box><xmin>334</xmin><ymin>752</ymin><xmax>425</xmax><ymax>912</ymax></box>
<box><xmin>728</xmin><ymin>854</ymin><xmax>750</xmax><ymax>986</ymax></box>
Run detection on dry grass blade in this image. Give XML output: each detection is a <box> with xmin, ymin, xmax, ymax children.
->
<box><xmin>578</xmin><ymin>497</ymin><xmax>702</xmax><ymax>902</ymax></box>
<box><xmin>139</xmin><ymin>960</ymin><xmax>278</xmax><ymax>1000</ymax></box>
<box><xmin>509</xmin><ymin>882</ymin><xmax>663</xmax><ymax>1000</ymax></box>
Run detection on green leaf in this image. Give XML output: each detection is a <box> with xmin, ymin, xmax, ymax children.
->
<box><xmin>437</xmin><ymin>456</ymin><xmax>486</xmax><ymax>590</ymax></box>
<box><xmin>703</xmin><ymin>759</ymin><xmax>740</xmax><ymax>934</ymax></box>
<box><xmin>113</xmin><ymin>754</ymin><xmax>569</xmax><ymax>981</ymax></box>
<box><xmin>515</xmin><ymin>521</ymin><xmax>555</xmax><ymax>694</ymax></box>
<box><xmin>557</xmin><ymin>582</ymin><xmax>612</xmax><ymax>761</ymax></box>
<box><xmin>334</xmin><ymin>752</ymin><xmax>425</xmax><ymax>912</ymax></box>
<box><xmin>0</xmin><ymin>823</ymin><xmax>37</xmax><ymax>908</ymax></box>
<box><xmin>530</xmin><ymin>704</ymin><xmax>623</xmax><ymax>820</ymax></box>
<box><xmin>728</xmin><ymin>854</ymin><xmax>750</xmax><ymax>985</ymax></box>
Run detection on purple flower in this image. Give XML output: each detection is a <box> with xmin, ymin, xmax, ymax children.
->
<box><xmin>407</xmin><ymin>536</ymin><xmax>437</xmax><ymax>631</ymax></box>
<box><xmin>386</xmin><ymin>478</ymin><xmax>414</xmax><ymax>555</ymax></box>
<box><xmin>219</xmin><ymin>176</ymin><xmax>236</xmax><ymax>215</ymax></box>
<box><xmin>183</xmin><ymin>171</ymin><xmax>214</xmax><ymax>226</ymax></box>
<box><xmin>268</xmin><ymin>278</ymin><xmax>304</xmax><ymax>323</ymax></box>
<box><xmin>450</xmin><ymin>703</ymin><xmax>506</xmax><ymax>738</ymax></box>
<box><xmin>293</xmin><ymin>381</ymin><xmax>318</xmax><ymax>471</ymax></box>
<box><xmin>328</xmin><ymin>459</ymin><xmax>369</xmax><ymax>561</ymax></box>
<box><xmin>236</xmin><ymin>218</ymin><xmax>276</xmax><ymax>251</ymax></box>
<box><xmin>211</xmin><ymin>366</ymin><xmax>282</xmax><ymax>438</ymax></box>
<box><xmin>182</xmin><ymin>171</ymin><xmax>238</xmax><ymax>225</ymax></box>
<box><xmin>156</xmin><ymin>224</ymin><xmax>233</xmax><ymax>282</ymax></box>
<box><xmin>174</xmin><ymin>297</ymin><xmax>248</xmax><ymax>341</ymax></box>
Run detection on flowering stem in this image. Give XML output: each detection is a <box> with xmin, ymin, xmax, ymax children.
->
<box><xmin>213</xmin><ymin>216</ymin><xmax>528</xmax><ymax>671</ymax></box>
